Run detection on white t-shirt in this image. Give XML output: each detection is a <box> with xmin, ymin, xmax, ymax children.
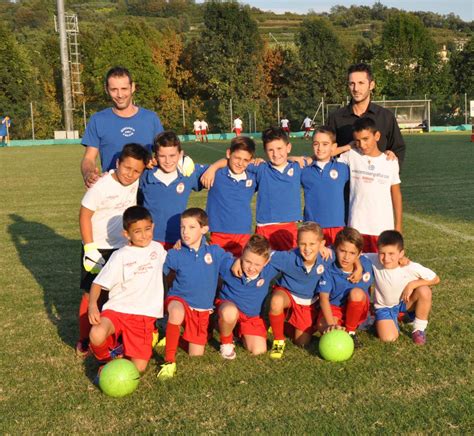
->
<box><xmin>339</xmin><ymin>149</ymin><xmax>401</xmax><ymax>236</ymax></box>
<box><xmin>303</xmin><ymin>117</ymin><xmax>312</xmax><ymax>128</ymax></box>
<box><xmin>81</xmin><ymin>171</ymin><xmax>138</xmax><ymax>249</ymax></box>
<box><xmin>193</xmin><ymin>120</ymin><xmax>201</xmax><ymax>131</ymax></box>
<box><xmin>365</xmin><ymin>253</ymin><xmax>437</xmax><ymax>310</ymax></box>
<box><xmin>154</xmin><ymin>168</ymin><xmax>178</xmax><ymax>186</ymax></box>
<box><xmin>200</xmin><ymin>121</ymin><xmax>208</xmax><ymax>131</ymax></box>
<box><xmin>234</xmin><ymin>118</ymin><xmax>243</xmax><ymax>129</ymax></box>
<box><xmin>94</xmin><ymin>241</ymin><xmax>167</xmax><ymax>318</ymax></box>
<box><xmin>281</xmin><ymin>118</ymin><xmax>289</xmax><ymax>128</ymax></box>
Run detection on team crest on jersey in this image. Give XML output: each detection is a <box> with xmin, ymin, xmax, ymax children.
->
<box><xmin>150</xmin><ymin>251</ymin><xmax>158</xmax><ymax>260</ymax></box>
<box><xmin>316</xmin><ymin>264</ymin><xmax>325</xmax><ymax>275</ymax></box>
<box><xmin>204</xmin><ymin>253</ymin><xmax>213</xmax><ymax>264</ymax></box>
<box><xmin>121</xmin><ymin>127</ymin><xmax>136</xmax><ymax>137</ymax></box>
<box><xmin>245</xmin><ymin>179</ymin><xmax>253</xmax><ymax>188</ymax></box>
<box><xmin>329</xmin><ymin>169</ymin><xmax>338</xmax><ymax>179</ymax></box>
<box><xmin>176</xmin><ymin>182</ymin><xmax>185</xmax><ymax>194</ymax></box>
<box><xmin>368</xmin><ymin>164</ymin><xmax>375</xmax><ymax>171</ymax></box>
<box><xmin>287</xmin><ymin>168</ymin><xmax>294</xmax><ymax>177</ymax></box>
<box><xmin>256</xmin><ymin>278</ymin><xmax>265</xmax><ymax>287</ymax></box>
<box><xmin>363</xmin><ymin>272</ymin><xmax>371</xmax><ymax>282</ymax></box>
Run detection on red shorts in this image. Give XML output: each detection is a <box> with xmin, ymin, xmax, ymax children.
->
<box><xmin>210</xmin><ymin>232</ymin><xmax>251</xmax><ymax>257</ymax></box>
<box><xmin>316</xmin><ymin>301</ymin><xmax>369</xmax><ymax>328</ymax></box>
<box><xmin>305</xmin><ymin>127</ymin><xmax>311</xmax><ymax>132</ymax></box>
<box><xmin>165</xmin><ymin>296</ymin><xmax>211</xmax><ymax>345</ymax></box>
<box><xmin>274</xmin><ymin>286</ymin><xmax>318</xmax><ymax>335</ymax></box>
<box><xmin>158</xmin><ymin>240</ymin><xmax>175</xmax><ymax>251</ymax></box>
<box><xmin>323</xmin><ymin>227</ymin><xmax>344</xmax><ymax>247</ymax></box>
<box><xmin>282</xmin><ymin>127</ymin><xmax>290</xmax><ymax>133</ymax></box>
<box><xmin>234</xmin><ymin>128</ymin><xmax>242</xmax><ymax>136</ymax></box>
<box><xmin>255</xmin><ymin>222</ymin><xmax>298</xmax><ymax>251</ymax></box>
<box><xmin>362</xmin><ymin>234</ymin><xmax>379</xmax><ymax>253</ymax></box>
<box><xmin>194</xmin><ymin>130</ymin><xmax>201</xmax><ymax>135</ymax></box>
<box><xmin>216</xmin><ymin>299</ymin><xmax>267</xmax><ymax>338</ymax></box>
<box><xmin>101</xmin><ymin>310</ymin><xmax>156</xmax><ymax>361</ymax></box>
<box><xmin>201</xmin><ymin>129</ymin><xmax>207</xmax><ymax>135</ymax></box>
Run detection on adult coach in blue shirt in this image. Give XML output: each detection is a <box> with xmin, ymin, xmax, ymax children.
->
<box><xmin>328</xmin><ymin>63</ymin><xmax>406</xmax><ymax>165</ymax></box>
<box><xmin>81</xmin><ymin>66</ymin><xmax>164</xmax><ymax>187</ymax></box>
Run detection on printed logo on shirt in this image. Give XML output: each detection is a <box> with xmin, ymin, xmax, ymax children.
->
<box><xmin>316</xmin><ymin>264</ymin><xmax>325</xmax><ymax>275</ymax></box>
<box><xmin>287</xmin><ymin>168</ymin><xmax>294</xmax><ymax>177</ymax></box>
<box><xmin>124</xmin><ymin>261</ymin><xmax>137</xmax><ymax>268</ymax></box>
<box><xmin>121</xmin><ymin>127</ymin><xmax>136</xmax><ymax>137</ymax></box>
<box><xmin>176</xmin><ymin>182</ymin><xmax>185</xmax><ymax>194</ymax></box>
<box><xmin>329</xmin><ymin>169</ymin><xmax>338</xmax><ymax>180</ymax></box>
<box><xmin>150</xmin><ymin>251</ymin><xmax>158</xmax><ymax>260</ymax></box>
<box><xmin>368</xmin><ymin>165</ymin><xmax>375</xmax><ymax>171</ymax></box>
<box><xmin>256</xmin><ymin>278</ymin><xmax>265</xmax><ymax>287</ymax></box>
<box><xmin>363</xmin><ymin>272</ymin><xmax>371</xmax><ymax>282</ymax></box>
<box><xmin>319</xmin><ymin>279</ymin><xmax>327</xmax><ymax>286</ymax></box>
<box><xmin>245</xmin><ymin>179</ymin><xmax>253</xmax><ymax>188</ymax></box>
<box><xmin>204</xmin><ymin>253</ymin><xmax>213</xmax><ymax>264</ymax></box>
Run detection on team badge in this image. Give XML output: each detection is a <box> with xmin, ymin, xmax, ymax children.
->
<box><xmin>150</xmin><ymin>251</ymin><xmax>158</xmax><ymax>260</ymax></box>
<box><xmin>329</xmin><ymin>169</ymin><xmax>338</xmax><ymax>179</ymax></box>
<box><xmin>256</xmin><ymin>278</ymin><xmax>265</xmax><ymax>287</ymax></box>
<box><xmin>204</xmin><ymin>253</ymin><xmax>213</xmax><ymax>264</ymax></box>
<box><xmin>363</xmin><ymin>272</ymin><xmax>371</xmax><ymax>282</ymax></box>
<box><xmin>176</xmin><ymin>182</ymin><xmax>185</xmax><ymax>194</ymax></box>
<box><xmin>287</xmin><ymin>168</ymin><xmax>294</xmax><ymax>177</ymax></box>
<box><xmin>316</xmin><ymin>264</ymin><xmax>325</xmax><ymax>275</ymax></box>
<box><xmin>121</xmin><ymin>126</ymin><xmax>135</xmax><ymax>137</ymax></box>
<box><xmin>368</xmin><ymin>165</ymin><xmax>375</xmax><ymax>171</ymax></box>
<box><xmin>245</xmin><ymin>179</ymin><xmax>253</xmax><ymax>188</ymax></box>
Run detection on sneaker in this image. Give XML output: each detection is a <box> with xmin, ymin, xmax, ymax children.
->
<box><xmin>412</xmin><ymin>330</ymin><xmax>426</xmax><ymax>345</ymax></box>
<box><xmin>219</xmin><ymin>343</ymin><xmax>236</xmax><ymax>360</ymax></box>
<box><xmin>349</xmin><ymin>332</ymin><xmax>362</xmax><ymax>348</ymax></box>
<box><xmin>157</xmin><ymin>362</ymin><xmax>177</xmax><ymax>380</ymax></box>
<box><xmin>151</xmin><ymin>330</ymin><xmax>159</xmax><ymax>348</ymax></box>
<box><xmin>75</xmin><ymin>339</ymin><xmax>90</xmax><ymax>358</ymax></box>
<box><xmin>270</xmin><ymin>340</ymin><xmax>285</xmax><ymax>359</ymax></box>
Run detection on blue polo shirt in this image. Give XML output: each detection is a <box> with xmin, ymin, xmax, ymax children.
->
<box><xmin>270</xmin><ymin>249</ymin><xmax>331</xmax><ymax>299</ymax></box>
<box><xmin>316</xmin><ymin>255</ymin><xmax>373</xmax><ymax>306</ymax></box>
<box><xmin>206</xmin><ymin>167</ymin><xmax>257</xmax><ymax>234</ymax></box>
<box><xmin>301</xmin><ymin>159</ymin><xmax>349</xmax><ymax>228</ymax></box>
<box><xmin>164</xmin><ymin>238</ymin><xmax>231</xmax><ymax>310</ymax></box>
<box><xmin>139</xmin><ymin>164</ymin><xmax>207</xmax><ymax>243</ymax></box>
<box><xmin>219</xmin><ymin>257</ymin><xmax>280</xmax><ymax>317</ymax></box>
<box><xmin>82</xmin><ymin>107</ymin><xmax>163</xmax><ymax>171</ymax></box>
<box><xmin>248</xmin><ymin>162</ymin><xmax>303</xmax><ymax>224</ymax></box>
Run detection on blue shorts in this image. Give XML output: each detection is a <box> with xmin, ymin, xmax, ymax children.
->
<box><xmin>375</xmin><ymin>302</ymin><xmax>415</xmax><ymax>330</ymax></box>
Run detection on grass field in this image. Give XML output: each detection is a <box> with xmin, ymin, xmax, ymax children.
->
<box><xmin>0</xmin><ymin>134</ymin><xmax>473</xmax><ymax>433</ymax></box>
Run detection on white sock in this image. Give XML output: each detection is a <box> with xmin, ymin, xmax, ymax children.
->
<box><xmin>413</xmin><ymin>318</ymin><xmax>428</xmax><ymax>332</ymax></box>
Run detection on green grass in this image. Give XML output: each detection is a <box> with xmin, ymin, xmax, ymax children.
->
<box><xmin>0</xmin><ymin>134</ymin><xmax>473</xmax><ymax>433</ymax></box>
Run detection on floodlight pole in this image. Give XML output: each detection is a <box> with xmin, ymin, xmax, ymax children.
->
<box><xmin>57</xmin><ymin>0</ymin><xmax>74</xmax><ymax>131</ymax></box>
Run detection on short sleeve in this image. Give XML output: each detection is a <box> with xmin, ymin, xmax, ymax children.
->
<box><xmin>338</xmin><ymin>150</ymin><xmax>350</xmax><ymax>165</ymax></box>
<box><xmin>163</xmin><ymin>249</ymin><xmax>179</xmax><ymax>275</ymax></box>
<box><xmin>193</xmin><ymin>164</ymin><xmax>210</xmax><ymax>191</ymax></box>
<box><xmin>81</xmin><ymin>183</ymin><xmax>101</xmax><ymax>211</ymax></box>
<box><xmin>93</xmin><ymin>251</ymin><xmax>123</xmax><ymax>290</ymax></box>
<box><xmin>407</xmin><ymin>262</ymin><xmax>437</xmax><ymax>281</ymax></box>
<box><xmin>268</xmin><ymin>251</ymin><xmax>289</xmax><ymax>271</ymax></box>
<box><xmin>316</xmin><ymin>270</ymin><xmax>333</xmax><ymax>294</ymax></box>
<box><xmin>153</xmin><ymin>114</ymin><xmax>164</xmax><ymax>137</ymax></box>
<box><xmin>390</xmin><ymin>161</ymin><xmax>401</xmax><ymax>185</ymax></box>
<box><xmin>219</xmin><ymin>255</ymin><xmax>235</xmax><ymax>276</ymax></box>
<box><xmin>81</xmin><ymin>115</ymin><xmax>100</xmax><ymax>148</ymax></box>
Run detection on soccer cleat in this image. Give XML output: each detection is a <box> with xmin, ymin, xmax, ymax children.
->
<box><xmin>219</xmin><ymin>343</ymin><xmax>237</xmax><ymax>360</ymax></box>
<box><xmin>412</xmin><ymin>330</ymin><xmax>426</xmax><ymax>345</ymax></box>
<box><xmin>349</xmin><ymin>332</ymin><xmax>362</xmax><ymax>348</ymax></box>
<box><xmin>75</xmin><ymin>339</ymin><xmax>90</xmax><ymax>358</ymax></box>
<box><xmin>157</xmin><ymin>362</ymin><xmax>177</xmax><ymax>380</ymax></box>
<box><xmin>109</xmin><ymin>343</ymin><xmax>124</xmax><ymax>360</ymax></box>
<box><xmin>270</xmin><ymin>340</ymin><xmax>286</xmax><ymax>359</ymax></box>
<box><xmin>151</xmin><ymin>330</ymin><xmax>159</xmax><ymax>348</ymax></box>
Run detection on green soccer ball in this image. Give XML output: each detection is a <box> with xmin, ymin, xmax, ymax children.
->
<box><xmin>99</xmin><ymin>359</ymin><xmax>140</xmax><ymax>398</ymax></box>
<box><xmin>319</xmin><ymin>329</ymin><xmax>354</xmax><ymax>362</ymax></box>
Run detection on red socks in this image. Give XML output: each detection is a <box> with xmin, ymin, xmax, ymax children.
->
<box><xmin>90</xmin><ymin>336</ymin><xmax>115</xmax><ymax>361</ymax></box>
<box><xmin>220</xmin><ymin>333</ymin><xmax>233</xmax><ymax>345</ymax></box>
<box><xmin>345</xmin><ymin>300</ymin><xmax>367</xmax><ymax>332</ymax></box>
<box><xmin>165</xmin><ymin>323</ymin><xmax>181</xmax><ymax>363</ymax></box>
<box><xmin>269</xmin><ymin>313</ymin><xmax>285</xmax><ymax>341</ymax></box>
<box><xmin>78</xmin><ymin>293</ymin><xmax>91</xmax><ymax>342</ymax></box>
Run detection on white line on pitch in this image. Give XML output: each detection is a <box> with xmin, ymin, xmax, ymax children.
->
<box><xmin>405</xmin><ymin>213</ymin><xmax>474</xmax><ymax>242</ymax></box>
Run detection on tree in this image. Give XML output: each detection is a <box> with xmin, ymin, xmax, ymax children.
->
<box><xmin>450</xmin><ymin>38</ymin><xmax>474</xmax><ymax>96</ymax></box>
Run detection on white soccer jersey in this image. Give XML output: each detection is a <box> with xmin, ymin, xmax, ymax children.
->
<box><xmin>234</xmin><ymin>118</ymin><xmax>243</xmax><ymax>129</ymax></box>
<box><xmin>95</xmin><ymin>241</ymin><xmax>167</xmax><ymax>318</ymax></box>
<box><xmin>338</xmin><ymin>149</ymin><xmax>401</xmax><ymax>236</ymax></box>
<box><xmin>303</xmin><ymin>117</ymin><xmax>312</xmax><ymax>128</ymax></box>
<box><xmin>281</xmin><ymin>118</ymin><xmax>289</xmax><ymax>128</ymax></box>
<box><xmin>81</xmin><ymin>171</ymin><xmax>138</xmax><ymax>249</ymax></box>
<box><xmin>193</xmin><ymin>120</ymin><xmax>201</xmax><ymax>131</ymax></box>
<box><xmin>200</xmin><ymin>121</ymin><xmax>208</xmax><ymax>131</ymax></box>
<box><xmin>364</xmin><ymin>254</ymin><xmax>437</xmax><ymax>309</ymax></box>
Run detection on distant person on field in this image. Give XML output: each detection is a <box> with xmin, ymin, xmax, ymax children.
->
<box><xmin>0</xmin><ymin>115</ymin><xmax>11</xmax><ymax>145</ymax></box>
<box><xmin>233</xmin><ymin>116</ymin><xmax>243</xmax><ymax>136</ymax></box>
<box><xmin>328</xmin><ymin>63</ymin><xmax>405</xmax><ymax>165</ymax></box>
<box><xmin>88</xmin><ymin>206</ymin><xmax>167</xmax><ymax>377</ymax></box>
<box><xmin>81</xmin><ymin>66</ymin><xmax>164</xmax><ymax>188</ymax></box>
<box><xmin>76</xmin><ymin>143</ymin><xmax>150</xmax><ymax>357</ymax></box>
<box><xmin>193</xmin><ymin>119</ymin><xmax>201</xmax><ymax>142</ymax></box>
<box><xmin>365</xmin><ymin>230</ymin><xmax>440</xmax><ymax>346</ymax></box>
<box><xmin>200</xmin><ymin>119</ymin><xmax>209</xmax><ymax>142</ymax></box>
<box><xmin>303</xmin><ymin>116</ymin><xmax>313</xmax><ymax>139</ymax></box>
<box><xmin>280</xmin><ymin>117</ymin><xmax>290</xmax><ymax>134</ymax></box>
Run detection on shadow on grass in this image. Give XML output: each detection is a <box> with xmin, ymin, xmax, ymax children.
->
<box><xmin>8</xmin><ymin>214</ymin><xmax>80</xmax><ymax>349</ymax></box>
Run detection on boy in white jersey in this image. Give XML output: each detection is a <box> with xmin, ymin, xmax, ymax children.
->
<box><xmin>76</xmin><ymin>143</ymin><xmax>150</xmax><ymax>357</ymax></box>
<box><xmin>339</xmin><ymin>117</ymin><xmax>402</xmax><ymax>253</ymax></box>
<box><xmin>88</xmin><ymin>206</ymin><xmax>167</xmax><ymax>376</ymax></box>
<box><xmin>200</xmin><ymin>119</ymin><xmax>209</xmax><ymax>142</ymax></box>
<box><xmin>193</xmin><ymin>119</ymin><xmax>201</xmax><ymax>141</ymax></box>
<box><xmin>365</xmin><ymin>230</ymin><xmax>440</xmax><ymax>345</ymax></box>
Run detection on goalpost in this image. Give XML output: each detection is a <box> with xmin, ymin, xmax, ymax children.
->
<box><xmin>372</xmin><ymin>99</ymin><xmax>431</xmax><ymax>132</ymax></box>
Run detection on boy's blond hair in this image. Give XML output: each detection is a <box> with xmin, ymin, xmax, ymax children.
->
<box><xmin>297</xmin><ymin>222</ymin><xmax>324</xmax><ymax>241</ymax></box>
<box><xmin>243</xmin><ymin>234</ymin><xmax>271</xmax><ymax>260</ymax></box>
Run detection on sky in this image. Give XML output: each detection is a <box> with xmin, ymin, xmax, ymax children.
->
<box><xmin>196</xmin><ymin>1</ymin><xmax>473</xmax><ymax>22</ymax></box>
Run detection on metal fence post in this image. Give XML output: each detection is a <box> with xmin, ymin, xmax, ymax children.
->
<box><xmin>230</xmin><ymin>98</ymin><xmax>233</xmax><ymax>133</ymax></box>
<box><xmin>30</xmin><ymin>102</ymin><xmax>35</xmax><ymax>140</ymax></box>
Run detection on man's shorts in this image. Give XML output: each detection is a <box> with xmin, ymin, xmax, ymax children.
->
<box><xmin>375</xmin><ymin>302</ymin><xmax>415</xmax><ymax>331</ymax></box>
<box><xmin>273</xmin><ymin>286</ymin><xmax>318</xmax><ymax>335</ymax></box>
<box><xmin>215</xmin><ymin>299</ymin><xmax>267</xmax><ymax>338</ymax></box>
<box><xmin>210</xmin><ymin>232</ymin><xmax>251</xmax><ymax>257</ymax></box>
<box><xmin>101</xmin><ymin>310</ymin><xmax>156</xmax><ymax>361</ymax></box>
<box><xmin>256</xmin><ymin>222</ymin><xmax>298</xmax><ymax>251</ymax></box>
<box><xmin>322</xmin><ymin>226</ymin><xmax>344</xmax><ymax>247</ymax></box>
<box><xmin>316</xmin><ymin>301</ymin><xmax>369</xmax><ymax>329</ymax></box>
<box><xmin>165</xmin><ymin>296</ymin><xmax>211</xmax><ymax>345</ymax></box>
<box><xmin>234</xmin><ymin>128</ymin><xmax>242</xmax><ymax>136</ymax></box>
<box><xmin>80</xmin><ymin>247</ymin><xmax>117</xmax><ymax>291</ymax></box>
<box><xmin>362</xmin><ymin>234</ymin><xmax>378</xmax><ymax>253</ymax></box>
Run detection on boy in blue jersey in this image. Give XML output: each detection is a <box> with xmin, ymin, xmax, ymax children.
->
<box><xmin>157</xmin><ymin>208</ymin><xmax>231</xmax><ymax>380</ymax></box>
<box><xmin>301</xmin><ymin>126</ymin><xmax>350</xmax><ymax>246</ymax></box>
<box><xmin>217</xmin><ymin>235</ymin><xmax>279</xmax><ymax>359</ymax></box>
<box><xmin>139</xmin><ymin>131</ymin><xmax>207</xmax><ymax>250</ymax></box>
<box><xmin>207</xmin><ymin>136</ymin><xmax>258</xmax><ymax>257</ymax></box>
<box><xmin>316</xmin><ymin>227</ymin><xmax>373</xmax><ymax>347</ymax></box>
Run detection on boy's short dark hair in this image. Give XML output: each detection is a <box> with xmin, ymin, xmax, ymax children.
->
<box><xmin>334</xmin><ymin>227</ymin><xmax>364</xmax><ymax>253</ymax></box>
<box><xmin>243</xmin><ymin>234</ymin><xmax>271</xmax><ymax>260</ymax></box>
<box><xmin>105</xmin><ymin>66</ymin><xmax>133</xmax><ymax>87</ymax></box>
<box><xmin>153</xmin><ymin>131</ymin><xmax>182</xmax><ymax>154</ymax></box>
<box><xmin>298</xmin><ymin>222</ymin><xmax>323</xmax><ymax>241</ymax></box>
<box><xmin>119</xmin><ymin>143</ymin><xmax>150</xmax><ymax>166</ymax></box>
<box><xmin>347</xmin><ymin>63</ymin><xmax>373</xmax><ymax>82</ymax></box>
<box><xmin>229</xmin><ymin>136</ymin><xmax>256</xmax><ymax>157</ymax></box>
<box><xmin>123</xmin><ymin>206</ymin><xmax>153</xmax><ymax>230</ymax></box>
<box><xmin>353</xmin><ymin>117</ymin><xmax>378</xmax><ymax>134</ymax></box>
<box><xmin>181</xmin><ymin>207</ymin><xmax>208</xmax><ymax>227</ymax></box>
<box><xmin>377</xmin><ymin>230</ymin><xmax>404</xmax><ymax>250</ymax></box>
<box><xmin>312</xmin><ymin>125</ymin><xmax>336</xmax><ymax>142</ymax></box>
<box><xmin>262</xmin><ymin>127</ymin><xmax>289</xmax><ymax>148</ymax></box>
